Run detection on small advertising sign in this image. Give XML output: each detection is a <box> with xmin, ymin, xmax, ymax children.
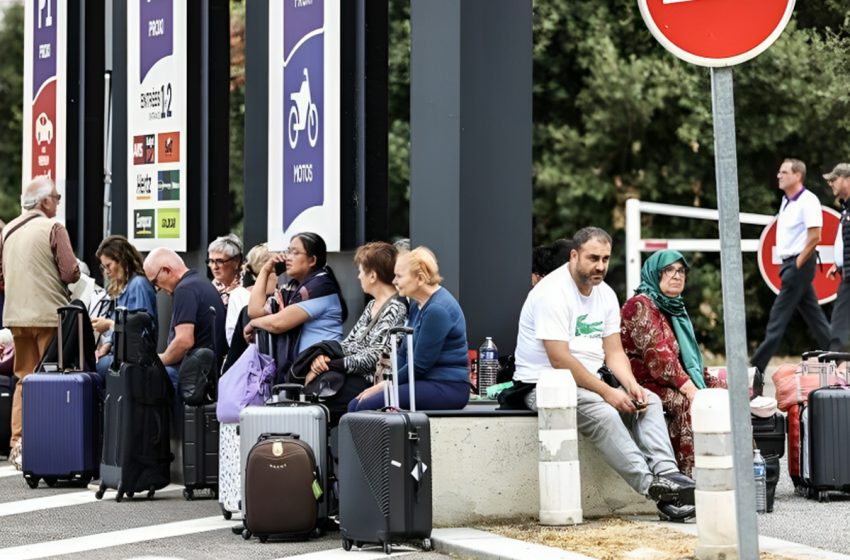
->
<box><xmin>127</xmin><ymin>0</ymin><xmax>187</xmax><ymax>251</ymax></box>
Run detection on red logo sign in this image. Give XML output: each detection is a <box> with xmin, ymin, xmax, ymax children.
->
<box><xmin>133</xmin><ymin>134</ymin><xmax>155</xmax><ymax>165</ymax></box>
<box><xmin>757</xmin><ymin>207</ymin><xmax>841</xmax><ymax>305</ymax></box>
<box><xmin>157</xmin><ymin>131</ymin><xmax>180</xmax><ymax>163</ymax></box>
<box><xmin>637</xmin><ymin>0</ymin><xmax>796</xmax><ymax>67</ymax></box>
<box><xmin>31</xmin><ymin>80</ymin><xmax>56</xmax><ymax>179</ymax></box>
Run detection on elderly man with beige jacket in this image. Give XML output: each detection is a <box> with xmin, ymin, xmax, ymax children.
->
<box><xmin>0</xmin><ymin>178</ymin><xmax>79</xmax><ymax>469</ymax></box>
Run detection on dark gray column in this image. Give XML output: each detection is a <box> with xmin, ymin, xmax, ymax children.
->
<box><xmin>410</xmin><ymin>0</ymin><xmax>532</xmax><ymax>354</ymax></box>
<box><xmin>243</xmin><ymin>0</ymin><xmax>269</xmax><ymax>251</ymax></box>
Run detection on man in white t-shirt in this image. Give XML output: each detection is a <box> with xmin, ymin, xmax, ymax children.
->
<box><xmin>751</xmin><ymin>159</ymin><xmax>830</xmax><ymax>373</ymax></box>
<box><xmin>514</xmin><ymin>227</ymin><xmax>695</xmax><ymax>521</ymax></box>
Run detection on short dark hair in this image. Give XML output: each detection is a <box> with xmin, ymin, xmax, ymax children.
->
<box><xmin>354</xmin><ymin>241</ymin><xmax>398</xmax><ymax>285</ymax></box>
<box><xmin>531</xmin><ymin>245</ymin><xmax>553</xmax><ymax>276</ymax></box>
<box><xmin>571</xmin><ymin>227</ymin><xmax>612</xmax><ymax>251</ymax></box>
<box><xmin>293</xmin><ymin>232</ymin><xmax>327</xmax><ymax>270</ymax></box>
<box><xmin>783</xmin><ymin>158</ymin><xmax>807</xmax><ymax>182</ymax></box>
<box><xmin>550</xmin><ymin>238</ymin><xmax>572</xmax><ymax>267</ymax></box>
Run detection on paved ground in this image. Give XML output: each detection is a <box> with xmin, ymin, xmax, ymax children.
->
<box><xmin>0</xmin><ymin>467</ymin><xmax>450</xmax><ymax>560</ymax></box>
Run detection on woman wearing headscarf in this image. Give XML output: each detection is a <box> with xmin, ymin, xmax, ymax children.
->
<box><xmin>620</xmin><ymin>249</ymin><xmax>725</xmax><ymax>477</ymax></box>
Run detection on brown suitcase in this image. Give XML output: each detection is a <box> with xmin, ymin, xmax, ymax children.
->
<box><xmin>241</xmin><ymin>433</ymin><xmax>320</xmax><ymax>542</ymax></box>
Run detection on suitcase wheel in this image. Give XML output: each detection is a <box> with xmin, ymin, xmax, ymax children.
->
<box><xmin>382</xmin><ymin>541</ymin><xmax>392</xmax><ymax>555</ymax></box>
<box><xmin>259</xmin><ymin>535</ymin><xmax>268</xmax><ymax>544</ymax></box>
<box><xmin>116</xmin><ymin>484</ymin><xmax>125</xmax><ymax>502</ymax></box>
<box><xmin>220</xmin><ymin>504</ymin><xmax>232</xmax><ymax>520</ymax></box>
<box><xmin>342</xmin><ymin>539</ymin><xmax>352</xmax><ymax>551</ymax></box>
<box><xmin>148</xmin><ymin>486</ymin><xmax>156</xmax><ymax>499</ymax></box>
<box><xmin>183</xmin><ymin>488</ymin><xmax>194</xmax><ymax>500</ymax></box>
<box><xmin>310</xmin><ymin>527</ymin><xmax>322</xmax><ymax>539</ymax></box>
<box><xmin>43</xmin><ymin>477</ymin><xmax>57</xmax><ymax>487</ymax></box>
<box><xmin>421</xmin><ymin>538</ymin><xmax>432</xmax><ymax>551</ymax></box>
<box><xmin>241</xmin><ymin>529</ymin><xmax>252</xmax><ymax>540</ymax></box>
<box><xmin>25</xmin><ymin>477</ymin><xmax>39</xmax><ymax>489</ymax></box>
<box><xmin>230</xmin><ymin>525</ymin><xmax>242</xmax><ymax>535</ymax></box>
<box><xmin>95</xmin><ymin>484</ymin><xmax>105</xmax><ymax>500</ymax></box>
<box><xmin>819</xmin><ymin>490</ymin><xmax>830</xmax><ymax>503</ymax></box>
<box><xmin>126</xmin><ymin>491</ymin><xmax>135</xmax><ymax>499</ymax></box>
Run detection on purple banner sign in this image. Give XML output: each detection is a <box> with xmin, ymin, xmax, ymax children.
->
<box><xmin>139</xmin><ymin>0</ymin><xmax>173</xmax><ymax>83</ymax></box>
<box><xmin>284</xmin><ymin>0</ymin><xmax>323</xmax><ymax>63</ymax></box>
<box><xmin>32</xmin><ymin>0</ymin><xmax>57</xmax><ymax>98</ymax></box>
<box><xmin>283</xmin><ymin>2</ymin><xmax>324</xmax><ymax>230</ymax></box>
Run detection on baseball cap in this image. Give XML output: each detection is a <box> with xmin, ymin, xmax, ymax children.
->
<box><xmin>823</xmin><ymin>163</ymin><xmax>850</xmax><ymax>181</ymax></box>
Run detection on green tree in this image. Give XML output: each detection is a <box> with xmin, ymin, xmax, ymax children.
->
<box><xmin>0</xmin><ymin>1</ymin><xmax>24</xmax><ymax>223</ymax></box>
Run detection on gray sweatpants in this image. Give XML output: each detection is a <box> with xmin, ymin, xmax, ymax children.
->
<box><xmin>526</xmin><ymin>386</ymin><xmax>678</xmax><ymax>496</ymax></box>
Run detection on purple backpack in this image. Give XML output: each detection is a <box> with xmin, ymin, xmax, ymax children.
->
<box><xmin>216</xmin><ymin>344</ymin><xmax>275</xmax><ymax>424</ymax></box>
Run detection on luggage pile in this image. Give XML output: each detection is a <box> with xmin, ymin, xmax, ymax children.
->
<box><xmin>95</xmin><ymin>307</ymin><xmax>173</xmax><ymax>502</ymax></box>
<box><xmin>774</xmin><ymin>350</ymin><xmax>850</xmax><ymax>502</ymax></box>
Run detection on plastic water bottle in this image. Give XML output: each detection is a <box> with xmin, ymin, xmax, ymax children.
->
<box><xmin>753</xmin><ymin>448</ymin><xmax>767</xmax><ymax>514</ymax></box>
<box><xmin>478</xmin><ymin>337</ymin><xmax>499</xmax><ymax>397</ymax></box>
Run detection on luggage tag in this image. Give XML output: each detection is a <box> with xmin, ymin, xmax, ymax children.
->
<box><xmin>312</xmin><ymin>478</ymin><xmax>323</xmax><ymax>500</ymax></box>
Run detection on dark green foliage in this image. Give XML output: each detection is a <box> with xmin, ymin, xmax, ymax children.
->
<box><xmin>0</xmin><ymin>2</ymin><xmax>24</xmax><ymax>223</ymax></box>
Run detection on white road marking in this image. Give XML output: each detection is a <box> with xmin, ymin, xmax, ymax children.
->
<box><xmin>663</xmin><ymin>0</ymin><xmax>697</xmax><ymax>3</ymax></box>
<box><xmin>0</xmin><ymin>516</ymin><xmax>235</xmax><ymax>560</ymax></box>
<box><xmin>0</xmin><ymin>484</ymin><xmax>183</xmax><ymax>517</ymax></box>
<box><xmin>0</xmin><ymin>465</ymin><xmax>22</xmax><ymax>479</ymax></box>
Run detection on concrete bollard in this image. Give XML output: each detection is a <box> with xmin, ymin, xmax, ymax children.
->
<box><xmin>693</xmin><ymin>388</ymin><xmax>738</xmax><ymax>560</ymax></box>
<box><xmin>537</xmin><ymin>367</ymin><xmax>582</xmax><ymax>525</ymax></box>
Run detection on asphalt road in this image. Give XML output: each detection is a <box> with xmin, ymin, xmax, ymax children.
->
<box><xmin>0</xmin><ymin>466</ymin><xmax>450</xmax><ymax>560</ymax></box>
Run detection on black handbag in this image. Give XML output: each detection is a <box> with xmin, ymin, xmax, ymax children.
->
<box><xmin>179</xmin><ymin>347</ymin><xmax>218</xmax><ymax>405</ymax></box>
<box><xmin>598</xmin><ymin>364</ymin><xmax>621</xmax><ymax>389</ymax></box>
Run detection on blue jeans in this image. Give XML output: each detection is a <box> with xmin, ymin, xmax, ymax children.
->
<box><xmin>347</xmin><ymin>380</ymin><xmax>469</xmax><ymax>412</ymax></box>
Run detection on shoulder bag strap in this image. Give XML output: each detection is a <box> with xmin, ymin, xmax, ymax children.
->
<box><xmin>2</xmin><ymin>214</ymin><xmax>42</xmax><ymax>243</ymax></box>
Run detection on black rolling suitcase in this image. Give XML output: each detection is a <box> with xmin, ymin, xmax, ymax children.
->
<box><xmin>96</xmin><ymin>309</ymin><xmax>174</xmax><ymax>502</ymax></box>
<box><xmin>338</xmin><ymin>327</ymin><xmax>432</xmax><ymax>555</ymax></box>
<box><xmin>801</xmin><ymin>351</ymin><xmax>850</xmax><ymax>501</ymax></box>
<box><xmin>182</xmin><ymin>403</ymin><xmax>219</xmax><ymax>499</ymax></box>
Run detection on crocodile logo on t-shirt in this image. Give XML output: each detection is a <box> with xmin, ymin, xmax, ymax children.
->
<box><xmin>575</xmin><ymin>314</ymin><xmax>603</xmax><ymax>337</ymax></box>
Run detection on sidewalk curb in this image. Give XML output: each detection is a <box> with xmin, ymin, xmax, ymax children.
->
<box><xmin>659</xmin><ymin>521</ymin><xmax>850</xmax><ymax>559</ymax></box>
<box><xmin>430</xmin><ymin>528</ymin><xmax>597</xmax><ymax>560</ymax></box>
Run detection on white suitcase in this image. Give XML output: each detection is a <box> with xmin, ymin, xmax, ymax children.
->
<box><xmin>218</xmin><ymin>422</ymin><xmax>241</xmax><ymax>518</ymax></box>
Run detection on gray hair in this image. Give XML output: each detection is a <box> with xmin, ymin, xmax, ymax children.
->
<box><xmin>21</xmin><ymin>177</ymin><xmax>54</xmax><ymax>210</ymax></box>
<box><xmin>783</xmin><ymin>158</ymin><xmax>807</xmax><ymax>182</ymax></box>
<box><xmin>207</xmin><ymin>233</ymin><xmax>243</xmax><ymax>259</ymax></box>
<box><xmin>572</xmin><ymin>227</ymin><xmax>612</xmax><ymax>250</ymax></box>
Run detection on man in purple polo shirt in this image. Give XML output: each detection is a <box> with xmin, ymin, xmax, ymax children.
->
<box><xmin>751</xmin><ymin>159</ymin><xmax>830</xmax><ymax>373</ymax></box>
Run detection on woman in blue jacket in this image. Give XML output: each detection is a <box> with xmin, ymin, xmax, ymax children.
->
<box><xmin>348</xmin><ymin>246</ymin><xmax>470</xmax><ymax>411</ymax></box>
<box><xmin>92</xmin><ymin>235</ymin><xmax>158</xmax><ymax>376</ymax></box>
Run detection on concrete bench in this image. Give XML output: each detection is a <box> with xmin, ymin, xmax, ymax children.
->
<box><xmin>426</xmin><ymin>401</ymin><xmax>656</xmax><ymax>526</ymax></box>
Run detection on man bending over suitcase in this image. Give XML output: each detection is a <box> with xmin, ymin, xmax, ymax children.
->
<box><xmin>143</xmin><ymin>248</ymin><xmax>226</xmax><ymax>388</ymax></box>
<box><xmin>513</xmin><ymin>227</ymin><xmax>696</xmax><ymax>521</ymax></box>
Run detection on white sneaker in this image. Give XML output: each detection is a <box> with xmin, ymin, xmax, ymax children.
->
<box><xmin>8</xmin><ymin>441</ymin><xmax>22</xmax><ymax>471</ymax></box>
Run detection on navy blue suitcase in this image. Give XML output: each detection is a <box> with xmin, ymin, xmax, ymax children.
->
<box><xmin>21</xmin><ymin>307</ymin><xmax>102</xmax><ymax>488</ymax></box>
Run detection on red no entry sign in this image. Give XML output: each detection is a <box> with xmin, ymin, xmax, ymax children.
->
<box><xmin>638</xmin><ymin>0</ymin><xmax>796</xmax><ymax>67</ymax></box>
<box><xmin>757</xmin><ymin>207</ymin><xmax>842</xmax><ymax>304</ymax></box>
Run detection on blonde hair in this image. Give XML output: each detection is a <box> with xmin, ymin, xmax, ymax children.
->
<box><xmin>245</xmin><ymin>243</ymin><xmax>271</xmax><ymax>275</ymax></box>
<box><xmin>400</xmin><ymin>246</ymin><xmax>442</xmax><ymax>286</ymax></box>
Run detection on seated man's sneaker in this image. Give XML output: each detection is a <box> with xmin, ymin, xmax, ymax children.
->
<box><xmin>657</xmin><ymin>500</ymin><xmax>696</xmax><ymax>523</ymax></box>
<box><xmin>648</xmin><ymin>472</ymin><xmax>695</xmax><ymax>506</ymax></box>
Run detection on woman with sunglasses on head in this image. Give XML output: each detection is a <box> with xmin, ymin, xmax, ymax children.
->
<box><xmin>620</xmin><ymin>250</ymin><xmax>725</xmax><ymax>477</ymax></box>
<box><xmin>207</xmin><ymin>234</ymin><xmax>250</xmax><ymax>346</ymax></box>
<box><xmin>244</xmin><ymin>232</ymin><xmax>347</xmax><ymax>382</ymax></box>
<box><xmin>91</xmin><ymin>235</ymin><xmax>158</xmax><ymax>377</ymax></box>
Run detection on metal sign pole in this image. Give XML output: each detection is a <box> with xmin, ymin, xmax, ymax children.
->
<box><xmin>710</xmin><ymin>66</ymin><xmax>759</xmax><ymax>559</ymax></box>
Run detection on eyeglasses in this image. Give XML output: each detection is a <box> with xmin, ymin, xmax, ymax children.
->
<box><xmin>662</xmin><ymin>265</ymin><xmax>688</xmax><ymax>279</ymax></box>
<box><xmin>206</xmin><ymin>255</ymin><xmax>239</xmax><ymax>267</ymax></box>
<box><xmin>149</xmin><ymin>267</ymin><xmax>166</xmax><ymax>292</ymax></box>
<box><xmin>49</xmin><ymin>193</ymin><xmax>61</xmax><ymax>202</ymax></box>
<box><xmin>283</xmin><ymin>248</ymin><xmax>307</xmax><ymax>257</ymax></box>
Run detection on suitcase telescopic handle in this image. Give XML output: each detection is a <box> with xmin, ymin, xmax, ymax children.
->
<box><xmin>816</xmin><ymin>352</ymin><xmax>850</xmax><ymax>363</ymax></box>
<box><xmin>55</xmin><ymin>305</ymin><xmax>86</xmax><ymax>372</ymax></box>
<box><xmin>802</xmin><ymin>350</ymin><xmax>829</xmax><ymax>360</ymax></box>
<box><xmin>387</xmin><ymin>326</ymin><xmax>416</xmax><ymax>411</ymax></box>
<box><xmin>257</xmin><ymin>432</ymin><xmax>300</xmax><ymax>442</ymax></box>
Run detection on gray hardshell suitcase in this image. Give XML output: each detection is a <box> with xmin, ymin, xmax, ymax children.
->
<box><xmin>238</xmin><ymin>401</ymin><xmax>330</xmax><ymax>525</ymax></box>
<box><xmin>218</xmin><ymin>422</ymin><xmax>240</xmax><ymax>519</ymax></box>
<box><xmin>338</xmin><ymin>327</ymin><xmax>433</xmax><ymax>555</ymax></box>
